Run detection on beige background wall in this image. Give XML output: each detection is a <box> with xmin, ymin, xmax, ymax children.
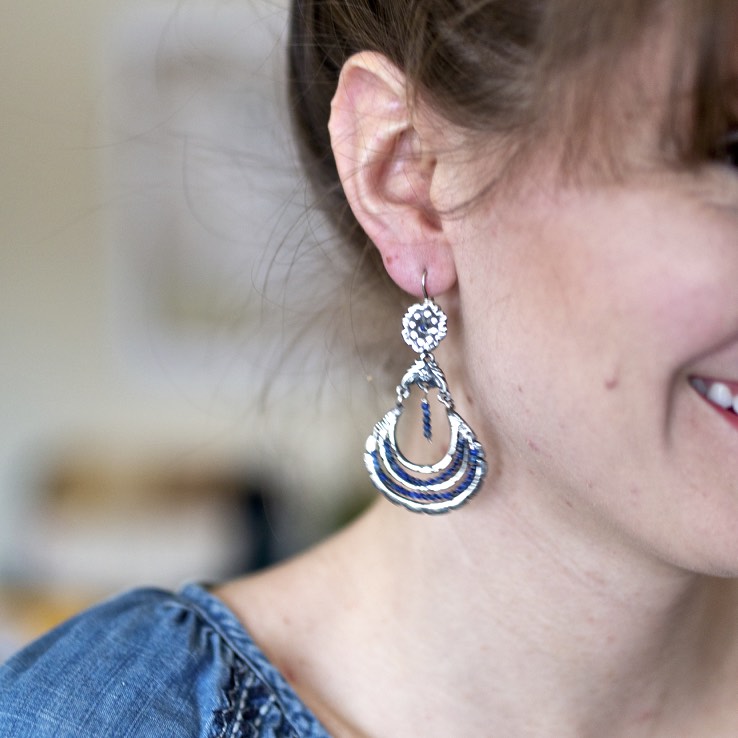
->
<box><xmin>0</xmin><ymin>0</ymin><xmax>372</xmax><ymax>587</ymax></box>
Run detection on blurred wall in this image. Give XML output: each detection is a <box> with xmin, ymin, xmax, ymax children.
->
<box><xmin>0</xmin><ymin>0</ymin><xmax>372</xmax><ymax>584</ymax></box>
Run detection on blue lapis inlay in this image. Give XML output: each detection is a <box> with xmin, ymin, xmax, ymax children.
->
<box><xmin>421</xmin><ymin>398</ymin><xmax>432</xmax><ymax>441</ymax></box>
<box><xmin>372</xmin><ymin>453</ymin><xmax>456</xmax><ymax>501</ymax></box>
<box><xmin>383</xmin><ymin>437</ymin><xmax>465</xmax><ymax>486</ymax></box>
<box><xmin>370</xmin><ymin>443</ymin><xmax>480</xmax><ymax>504</ymax></box>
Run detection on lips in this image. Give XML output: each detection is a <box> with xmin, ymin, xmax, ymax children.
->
<box><xmin>690</xmin><ymin>377</ymin><xmax>738</xmax><ymax>415</ymax></box>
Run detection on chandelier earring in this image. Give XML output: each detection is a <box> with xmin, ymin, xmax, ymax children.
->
<box><xmin>364</xmin><ymin>272</ymin><xmax>487</xmax><ymax>513</ymax></box>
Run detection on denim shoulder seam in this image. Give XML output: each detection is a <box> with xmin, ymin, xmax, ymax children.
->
<box><xmin>174</xmin><ymin>583</ymin><xmax>327</xmax><ymax>738</ymax></box>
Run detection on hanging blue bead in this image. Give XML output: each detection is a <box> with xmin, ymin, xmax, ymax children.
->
<box><xmin>421</xmin><ymin>396</ymin><xmax>432</xmax><ymax>441</ymax></box>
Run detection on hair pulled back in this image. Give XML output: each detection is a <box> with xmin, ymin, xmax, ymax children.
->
<box><xmin>288</xmin><ymin>0</ymin><xmax>551</xmax><ymax>258</ymax></box>
<box><xmin>289</xmin><ymin>0</ymin><xmax>737</xmax><ymax>253</ymax></box>
<box><xmin>285</xmin><ymin>0</ymin><xmax>737</xmax><ymax>387</ymax></box>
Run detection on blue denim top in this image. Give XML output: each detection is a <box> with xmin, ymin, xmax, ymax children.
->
<box><xmin>0</xmin><ymin>584</ymin><xmax>332</xmax><ymax>737</ymax></box>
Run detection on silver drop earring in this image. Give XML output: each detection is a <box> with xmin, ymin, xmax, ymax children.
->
<box><xmin>364</xmin><ymin>273</ymin><xmax>487</xmax><ymax>513</ymax></box>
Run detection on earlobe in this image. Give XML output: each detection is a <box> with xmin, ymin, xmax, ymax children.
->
<box><xmin>328</xmin><ymin>52</ymin><xmax>456</xmax><ymax>298</ymax></box>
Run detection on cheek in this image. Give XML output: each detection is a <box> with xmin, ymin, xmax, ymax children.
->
<box><xmin>454</xmin><ymin>187</ymin><xmax>738</xmax><ymax>469</ymax></box>
<box><xmin>466</xmin><ymin>187</ymin><xmax>736</xmax><ymax>367</ymax></box>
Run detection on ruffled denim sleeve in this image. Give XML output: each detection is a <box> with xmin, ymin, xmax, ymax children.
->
<box><xmin>0</xmin><ymin>584</ymin><xmax>331</xmax><ymax>738</ymax></box>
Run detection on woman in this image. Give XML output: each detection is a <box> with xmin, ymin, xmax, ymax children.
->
<box><xmin>3</xmin><ymin>1</ymin><xmax>738</xmax><ymax>735</ymax></box>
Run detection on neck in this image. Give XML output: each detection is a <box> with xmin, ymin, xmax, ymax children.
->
<box><xmin>313</xmin><ymin>490</ymin><xmax>738</xmax><ymax>738</ymax></box>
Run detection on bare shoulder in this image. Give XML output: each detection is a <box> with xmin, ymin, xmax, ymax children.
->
<box><xmin>214</xmin><ymin>552</ymin><xmax>327</xmax><ymax>660</ymax></box>
<box><xmin>214</xmin><ymin>517</ymin><xmax>366</xmax><ymax>647</ymax></box>
<box><xmin>215</xmin><ymin>502</ymin><xmax>387</xmax><ymax>640</ymax></box>
<box><xmin>212</xmin><ymin>514</ymin><xmax>385</xmax><ymax>738</ymax></box>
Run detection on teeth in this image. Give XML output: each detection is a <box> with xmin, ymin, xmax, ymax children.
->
<box><xmin>691</xmin><ymin>377</ymin><xmax>738</xmax><ymax>414</ymax></box>
<box><xmin>707</xmin><ymin>382</ymin><xmax>733</xmax><ymax>409</ymax></box>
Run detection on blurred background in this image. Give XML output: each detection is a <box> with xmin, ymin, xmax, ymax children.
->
<box><xmin>0</xmin><ymin>0</ymin><xmax>376</xmax><ymax>657</ymax></box>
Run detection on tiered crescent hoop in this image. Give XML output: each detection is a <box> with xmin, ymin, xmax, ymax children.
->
<box><xmin>364</xmin><ymin>283</ymin><xmax>487</xmax><ymax>514</ymax></box>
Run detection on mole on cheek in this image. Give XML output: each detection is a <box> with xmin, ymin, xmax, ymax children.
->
<box><xmin>604</xmin><ymin>375</ymin><xmax>619</xmax><ymax>391</ymax></box>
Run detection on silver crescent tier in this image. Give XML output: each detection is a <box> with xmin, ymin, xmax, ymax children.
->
<box><xmin>364</xmin><ymin>356</ymin><xmax>487</xmax><ymax>513</ymax></box>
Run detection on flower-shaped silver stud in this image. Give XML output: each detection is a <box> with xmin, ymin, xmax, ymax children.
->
<box><xmin>401</xmin><ymin>299</ymin><xmax>447</xmax><ymax>354</ymax></box>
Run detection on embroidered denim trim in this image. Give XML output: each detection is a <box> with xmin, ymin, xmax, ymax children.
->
<box><xmin>0</xmin><ymin>584</ymin><xmax>330</xmax><ymax>738</ymax></box>
<box><xmin>213</xmin><ymin>662</ymin><xmax>299</xmax><ymax>738</ymax></box>
<box><xmin>178</xmin><ymin>584</ymin><xmax>329</xmax><ymax>738</ymax></box>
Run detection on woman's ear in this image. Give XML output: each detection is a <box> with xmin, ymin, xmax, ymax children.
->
<box><xmin>328</xmin><ymin>52</ymin><xmax>456</xmax><ymax>298</ymax></box>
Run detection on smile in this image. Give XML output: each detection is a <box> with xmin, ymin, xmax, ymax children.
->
<box><xmin>690</xmin><ymin>377</ymin><xmax>738</xmax><ymax>415</ymax></box>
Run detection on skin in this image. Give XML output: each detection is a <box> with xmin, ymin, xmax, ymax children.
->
<box><xmin>217</xmin><ymin>18</ymin><xmax>738</xmax><ymax>738</ymax></box>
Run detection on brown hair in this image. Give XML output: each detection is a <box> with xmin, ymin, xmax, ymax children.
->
<box><xmin>286</xmin><ymin>0</ymin><xmax>737</xmax><ymax>382</ymax></box>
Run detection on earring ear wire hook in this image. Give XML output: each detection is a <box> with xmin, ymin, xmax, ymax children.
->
<box><xmin>422</xmin><ymin>270</ymin><xmax>429</xmax><ymax>301</ymax></box>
